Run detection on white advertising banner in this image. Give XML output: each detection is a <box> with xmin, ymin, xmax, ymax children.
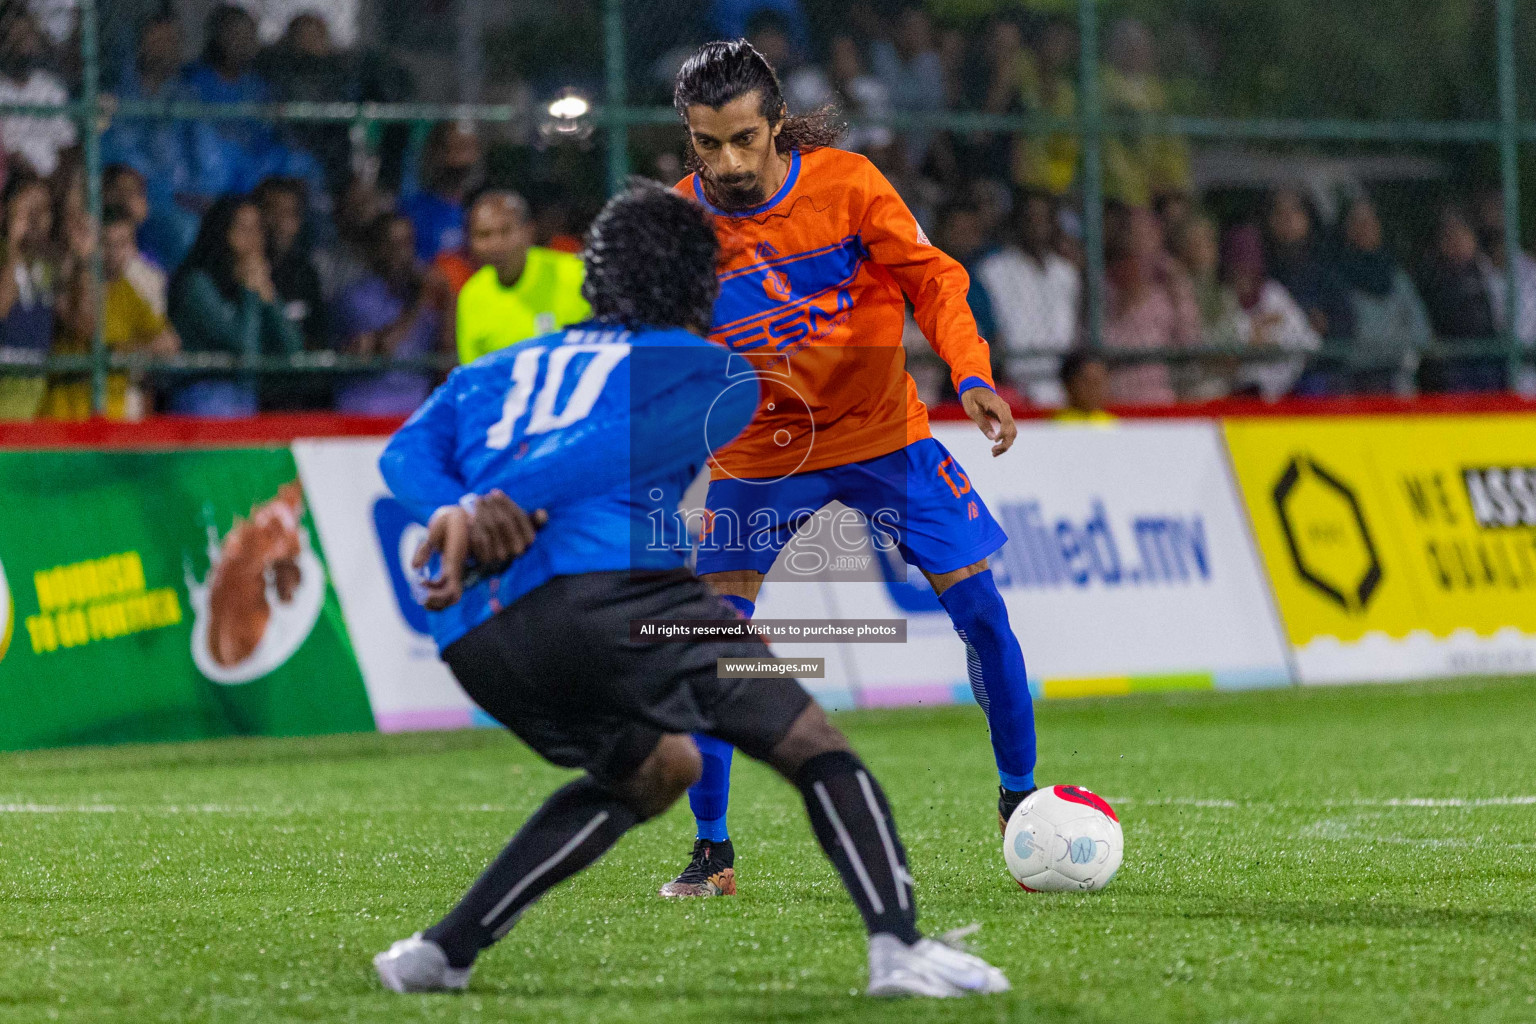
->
<box><xmin>804</xmin><ymin>421</ymin><xmax>1295</xmax><ymax>706</ymax></box>
<box><xmin>293</xmin><ymin>439</ymin><xmax>482</xmax><ymax>732</ymax></box>
<box><xmin>296</xmin><ymin>420</ymin><xmax>1293</xmax><ymax>734</ymax></box>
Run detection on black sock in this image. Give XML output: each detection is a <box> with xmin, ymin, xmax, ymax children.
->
<box><xmin>424</xmin><ymin>776</ymin><xmax>637</xmax><ymax>968</ymax></box>
<box><xmin>796</xmin><ymin>750</ymin><xmax>920</xmax><ymax>945</ymax></box>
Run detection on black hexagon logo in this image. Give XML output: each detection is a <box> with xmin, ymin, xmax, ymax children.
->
<box><xmin>1272</xmin><ymin>455</ymin><xmax>1382</xmax><ymax>612</ymax></box>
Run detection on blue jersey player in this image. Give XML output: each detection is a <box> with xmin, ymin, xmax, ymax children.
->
<box><xmin>370</xmin><ymin>183</ymin><xmax>1010</xmax><ymax>999</ymax></box>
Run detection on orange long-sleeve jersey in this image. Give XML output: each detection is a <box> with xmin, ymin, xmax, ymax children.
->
<box><xmin>677</xmin><ymin>146</ymin><xmax>994</xmax><ymax>480</ymax></box>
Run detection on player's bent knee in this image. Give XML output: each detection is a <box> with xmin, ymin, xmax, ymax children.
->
<box><xmin>617</xmin><ymin>734</ymin><xmax>702</xmax><ymax>821</ymax></box>
<box><xmin>945</xmin><ymin>572</ymin><xmax>1012</xmax><ymax>638</ymax></box>
<box><xmin>924</xmin><ymin>558</ymin><xmax>990</xmax><ymax>597</ymax></box>
<box><xmin>764</xmin><ymin>704</ymin><xmax>851</xmax><ymax>780</ymax></box>
<box><xmin>971</xmin><ymin>586</ymin><xmax>1012</xmax><ymax>634</ymax></box>
<box><xmin>650</xmin><ymin>734</ymin><xmax>704</xmax><ymax>797</ymax></box>
<box><xmin>665</xmin><ymin>736</ymin><xmax>705</xmax><ymax>792</ymax></box>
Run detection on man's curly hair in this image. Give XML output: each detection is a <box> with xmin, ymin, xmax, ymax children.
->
<box><xmin>582</xmin><ymin>180</ymin><xmax>720</xmax><ymax>332</ymax></box>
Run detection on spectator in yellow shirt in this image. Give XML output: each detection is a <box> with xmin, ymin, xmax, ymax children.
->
<box><xmin>43</xmin><ymin>206</ymin><xmax>179</xmax><ymax>420</ymax></box>
<box><xmin>1100</xmin><ymin>18</ymin><xmax>1192</xmax><ymax>208</ymax></box>
<box><xmin>1053</xmin><ymin>350</ymin><xmax>1118</xmax><ymax>424</ymax></box>
<box><xmin>455</xmin><ymin>191</ymin><xmax>590</xmax><ymax>365</ymax></box>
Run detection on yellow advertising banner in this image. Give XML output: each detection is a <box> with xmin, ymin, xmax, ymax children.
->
<box><xmin>1223</xmin><ymin>415</ymin><xmax>1536</xmax><ymax>683</ymax></box>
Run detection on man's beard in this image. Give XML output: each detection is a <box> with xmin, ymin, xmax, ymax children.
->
<box><xmin>702</xmin><ymin>170</ymin><xmax>766</xmax><ymax>211</ymax></box>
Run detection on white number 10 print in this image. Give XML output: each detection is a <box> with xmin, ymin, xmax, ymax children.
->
<box><xmin>485</xmin><ymin>342</ymin><xmax>631</xmax><ymax>450</ymax></box>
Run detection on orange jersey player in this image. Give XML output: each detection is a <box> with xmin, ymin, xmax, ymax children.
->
<box><xmin>688</xmin><ymin>144</ymin><xmax>995</xmax><ymax>480</ymax></box>
<box><xmin>657</xmin><ymin>40</ymin><xmax>1041</xmax><ymax>902</ymax></box>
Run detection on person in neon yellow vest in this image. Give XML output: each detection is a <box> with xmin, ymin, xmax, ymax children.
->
<box><xmin>455</xmin><ymin>191</ymin><xmax>590</xmax><ymax>365</ymax></box>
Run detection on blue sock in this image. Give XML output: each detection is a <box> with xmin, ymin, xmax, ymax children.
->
<box><xmin>689</xmin><ymin>593</ymin><xmax>754</xmax><ymax>841</ymax></box>
<box><xmin>937</xmin><ymin>570</ymin><xmax>1036</xmax><ymax>791</ymax></box>
<box><xmin>689</xmin><ymin>734</ymin><xmax>734</xmax><ymax>841</ymax></box>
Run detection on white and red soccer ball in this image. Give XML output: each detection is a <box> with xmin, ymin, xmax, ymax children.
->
<box><xmin>1003</xmin><ymin>784</ymin><xmax>1123</xmax><ymax>892</ymax></box>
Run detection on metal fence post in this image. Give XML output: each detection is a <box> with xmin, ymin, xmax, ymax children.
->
<box><xmin>457</xmin><ymin>0</ymin><xmax>486</xmax><ymax>105</ymax></box>
<box><xmin>81</xmin><ymin>0</ymin><xmax>106</xmax><ymax>415</ymax></box>
<box><xmin>1077</xmin><ymin>0</ymin><xmax>1105</xmax><ymax>351</ymax></box>
<box><xmin>1497</xmin><ymin>0</ymin><xmax>1524</xmax><ymax>388</ymax></box>
<box><xmin>604</xmin><ymin>0</ymin><xmax>630</xmax><ymax>194</ymax></box>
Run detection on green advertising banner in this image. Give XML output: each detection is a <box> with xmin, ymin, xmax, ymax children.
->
<box><xmin>0</xmin><ymin>448</ymin><xmax>375</xmax><ymax>751</ymax></box>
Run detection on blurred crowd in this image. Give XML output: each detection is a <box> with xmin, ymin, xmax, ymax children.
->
<box><xmin>0</xmin><ymin>2</ymin><xmax>594</xmax><ymax>419</ymax></box>
<box><xmin>725</xmin><ymin>6</ymin><xmax>1535</xmax><ymax>407</ymax></box>
<box><xmin>910</xmin><ymin>182</ymin><xmax>1536</xmax><ymax>411</ymax></box>
<box><xmin>0</xmin><ymin>0</ymin><xmax>1531</xmax><ymax>422</ymax></box>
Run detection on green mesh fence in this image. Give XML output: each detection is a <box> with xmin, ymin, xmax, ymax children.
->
<box><xmin>0</xmin><ymin>0</ymin><xmax>1529</xmax><ymax>413</ymax></box>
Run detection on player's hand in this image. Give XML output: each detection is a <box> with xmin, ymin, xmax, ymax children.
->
<box><xmin>961</xmin><ymin>386</ymin><xmax>1017</xmax><ymax>457</ymax></box>
<box><xmin>413</xmin><ymin>506</ymin><xmax>472</xmax><ymax>611</ymax></box>
<box><xmin>468</xmin><ymin>490</ymin><xmax>548</xmax><ymax>568</ymax></box>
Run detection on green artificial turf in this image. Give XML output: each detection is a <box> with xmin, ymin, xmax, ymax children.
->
<box><xmin>3</xmin><ymin>677</ymin><xmax>1535</xmax><ymax>1023</ymax></box>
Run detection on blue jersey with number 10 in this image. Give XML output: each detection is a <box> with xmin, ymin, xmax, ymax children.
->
<box><xmin>379</xmin><ymin>324</ymin><xmax>757</xmax><ymax>651</ymax></box>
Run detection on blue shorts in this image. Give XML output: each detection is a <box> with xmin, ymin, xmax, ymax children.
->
<box><xmin>695</xmin><ymin>438</ymin><xmax>1008</xmax><ymax>577</ymax></box>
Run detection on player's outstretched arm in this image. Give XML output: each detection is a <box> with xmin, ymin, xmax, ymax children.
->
<box><xmin>855</xmin><ymin>158</ymin><xmax>1015</xmax><ymax>453</ymax></box>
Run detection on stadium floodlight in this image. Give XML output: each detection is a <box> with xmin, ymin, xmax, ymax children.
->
<box><xmin>540</xmin><ymin>88</ymin><xmax>595</xmax><ymax>146</ymax></box>
<box><xmin>548</xmin><ymin>94</ymin><xmax>589</xmax><ymax>120</ymax></box>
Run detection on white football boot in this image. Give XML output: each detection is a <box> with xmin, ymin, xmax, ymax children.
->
<box><xmin>373</xmin><ymin>933</ymin><xmax>471</xmax><ymax>993</ymax></box>
<box><xmin>867</xmin><ymin>930</ymin><xmax>1011</xmax><ymax>997</ymax></box>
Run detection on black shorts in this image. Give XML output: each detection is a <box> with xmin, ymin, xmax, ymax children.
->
<box><xmin>441</xmin><ymin>568</ymin><xmax>814</xmax><ymax>786</ymax></box>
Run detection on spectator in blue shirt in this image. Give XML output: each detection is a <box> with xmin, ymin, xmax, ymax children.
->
<box><xmin>399</xmin><ymin>122</ymin><xmax>482</xmax><ymax>263</ymax></box>
<box><xmin>181</xmin><ymin>5</ymin><xmax>274</xmax><ymax>164</ymax></box>
<box><xmin>101</xmin><ymin>13</ymin><xmax>211</xmax><ymax>269</ymax></box>
<box><xmin>710</xmin><ymin>0</ymin><xmax>808</xmax><ymax>53</ymax></box>
<box><xmin>332</xmin><ymin>213</ymin><xmax>449</xmax><ymax>415</ymax></box>
<box><xmin>179</xmin><ymin>5</ymin><xmax>326</xmax><ymax>201</ymax></box>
